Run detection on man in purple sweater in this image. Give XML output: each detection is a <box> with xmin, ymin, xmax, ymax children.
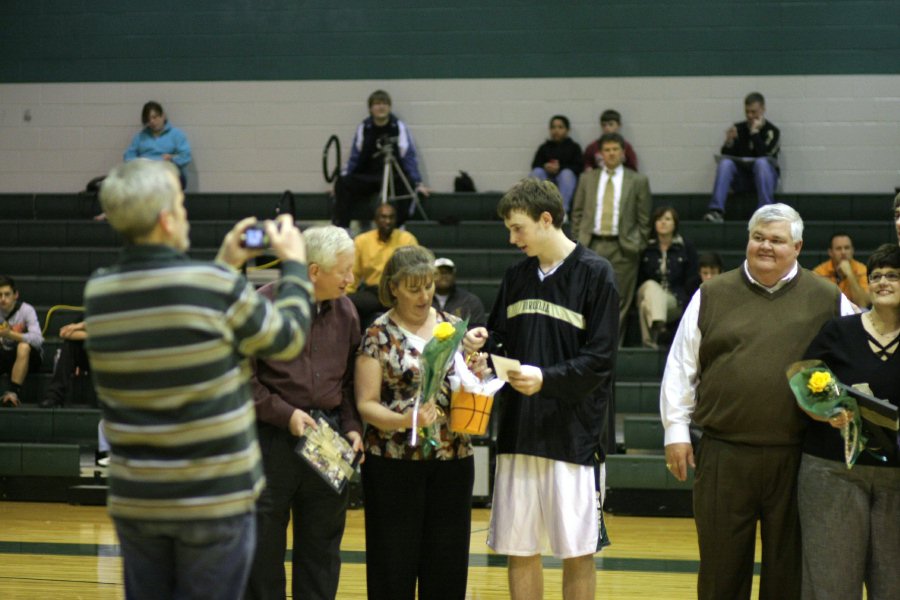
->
<box><xmin>244</xmin><ymin>226</ymin><xmax>363</xmax><ymax>600</ymax></box>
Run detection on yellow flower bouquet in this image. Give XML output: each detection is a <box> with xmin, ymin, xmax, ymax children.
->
<box><xmin>410</xmin><ymin>318</ymin><xmax>469</xmax><ymax>452</ymax></box>
<box><xmin>786</xmin><ymin>360</ymin><xmax>900</xmax><ymax>468</ymax></box>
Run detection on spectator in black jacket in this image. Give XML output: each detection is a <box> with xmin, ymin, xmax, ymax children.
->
<box><xmin>529</xmin><ymin>115</ymin><xmax>582</xmax><ymax>214</ymax></box>
<box><xmin>636</xmin><ymin>206</ymin><xmax>698</xmax><ymax>348</ymax></box>
<box><xmin>332</xmin><ymin>90</ymin><xmax>428</xmax><ymax>228</ymax></box>
<box><xmin>704</xmin><ymin>92</ymin><xmax>780</xmax><ymax>223</ymax></box>
<box><xmin>431</xmin><ymin>257</ymin><xmax>487</xmax><ymax>327</ymax></box>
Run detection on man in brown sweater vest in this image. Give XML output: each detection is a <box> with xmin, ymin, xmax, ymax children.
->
<box><xmin>660</xmin><ymin>203</ymin><xmax>853</xmax><ymax>600</ymax></box>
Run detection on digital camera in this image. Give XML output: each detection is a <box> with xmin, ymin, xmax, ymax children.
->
<box><xmin>240</xmin><ymin>225</ymin><xmax>270</xmax><ymax>249</ymax></box>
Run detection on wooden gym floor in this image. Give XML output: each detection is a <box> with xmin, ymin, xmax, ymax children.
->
<box><xmin>0</xmin><ymin>502</ymin><xmax>765</xmax><ymax>599</ymax></box>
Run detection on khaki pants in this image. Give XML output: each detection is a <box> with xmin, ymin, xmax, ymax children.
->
<box><xmin>636</xmin><ymin>280</ymin><xmax>678</xmax><ymax>348</ymax></box>
<box><xmin>588</xmin><ymin>237</ymin><xmax>636</xmax><ymax>345</ymax></box>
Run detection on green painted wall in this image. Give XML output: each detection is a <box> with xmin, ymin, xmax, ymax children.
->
<box><xmin>1</xmin><ymin>1</ymin><xmax>898</xmax><ymax>82</ymax></box>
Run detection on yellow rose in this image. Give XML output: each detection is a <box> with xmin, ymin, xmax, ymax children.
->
<box><xmin>807</xmin><ymin>371</ymin><xmax>833</xmax><ymax>394</ymax></box>
<box><xmin>433</xmin><ymin>322</ymin><xmax>455</xmax><ymax>341</ymax></box>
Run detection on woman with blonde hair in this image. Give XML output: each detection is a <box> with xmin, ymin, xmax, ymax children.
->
<box><xmin>355</xmin><ymin>245</ymin><xmax>475</xmax><ymax>600</ymax></box>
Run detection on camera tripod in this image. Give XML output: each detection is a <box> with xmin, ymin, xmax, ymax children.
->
<box><xmin>377</xmin><ymin>140</ymin><xmax>429</xmax><ymax>221</ymax></box>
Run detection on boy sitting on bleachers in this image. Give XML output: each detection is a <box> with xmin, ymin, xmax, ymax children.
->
<box><xmin>0</xmin><ymin>275</ymin><xmax>44</xmax><ymax>407</ymax></box>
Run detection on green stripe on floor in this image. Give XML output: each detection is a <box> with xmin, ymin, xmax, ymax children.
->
<box><xmin>0</xmin><ymin>540</ymin><xmax>763</xmax><ymax>575</ymax></box>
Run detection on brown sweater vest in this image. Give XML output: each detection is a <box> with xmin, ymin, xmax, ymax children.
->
<box><xmin>695</xmin><ymin>267</ymin><xmax>841</xmax><ymax>445</ymax></box>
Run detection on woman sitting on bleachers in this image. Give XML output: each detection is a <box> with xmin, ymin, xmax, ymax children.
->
<box><xmin>636</xmin><ymin>206</ymin><xmax>698</xmax><ymax>349</ymax></box>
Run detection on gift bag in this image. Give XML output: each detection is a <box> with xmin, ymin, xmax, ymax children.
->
<box><xmin>448</xmin><ymin>353</ymin><xmax>505</xmax><ymax>435</ymax></box>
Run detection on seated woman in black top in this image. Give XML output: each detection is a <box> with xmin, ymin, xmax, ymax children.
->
<box><xmin>529</xmin><ymin>115</ymin><xmax>583</xmax><ymax>214</ymax></box>
<box><xmin>636</xmin><ymin>206</ymin><xmax>698</xmax><ymax>348</ymax></box>
<box><xmin>797</xmin><ymin>243</ymin><xmax>900</xmax><ymax>600</ymax></box>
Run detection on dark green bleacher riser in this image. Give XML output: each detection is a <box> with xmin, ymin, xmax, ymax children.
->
<box><xmin>407</xmin><ymin>221</ymin><xmax>508</xmax><ymax>250</ymax></box>
<box><xmin>1</xmin><ymin>219</ymin><xmax>324</xmax><ymax>249</ymax></box>
<box><xmin>0</xmin><ymin>193</ymin><xmax>299</xmax><ymax>221</ymax></box>
<box><xmin>15</xmin><ymin>275</ymin><xmax>498</xmax><ymax>313</ymax></box>
<box><xmin>22</xmin><ymin>443</ymin><xmax>81</xmax><ymax>476</ymax></box>
<box><xmin>623</xmin><ymin>416</ymin><xmax>665</xmax><ymax>451</ymax></box>
<box><xmin>0</xmin><ymin>192</ymin><xmax>505</xmax><ymax>222</ymax></box>
<box><xmin>681</xmin><ymin>221</ymin><xmax>895</xmax><ymax>254</ymax></box>
<box><xmin>654</xmin><ymin>193</ymin><xmax>896</xmax><ymax>223</ymax></box>
<box><xmin>3</xmin><ymin>217</ymin><xmax>894</xmax><ymax>256</ymax></box>
<box><xmin>1</xmin><ymin>192</ymin><xmax>895</xmax><ymax>222</ymax></box>
<box><xmin>606</xmin><ymin>454</ymin><xmax>692</xmax><ymax>490</ymax></box>
<box><xmin>457</xmin><ymin>280</ymin><xmax>500</xmax><ymax>313</ymax></box>
<box><xmin>2</xmin><ymin>247</ymin><xmax>218</xmax><ymax>278</ymax></box>
<box><xmin>3</xmin><ymin>220</ymin><xmax>121</xmax><ymax>247</ymax></box>
<box><xmin>0</xmin><ymin>407</ymin><xmax>101</xmax><ymax>444</ymax></box>
<box><xmin>2</xmin><ymin>226</ymin><xmax>891</xmax><ymax>286</ymax></box>
<box><xmin>410</xmin><ymin>220</ymin><xmax>895</xmax><ymax>255</ymax></box>
<box><xmin>616</xmin><ymin>349</ymin><xmax>666</xmax><ymax>381</ymax></box>
<box><xmin>26</xmin><ymin>343</ymin><xmax>660</xmax><ymax>382</ymax></box>
<box><xmin>8</xmin><ymin>276</ymin><xmax>85</xmax><ymax>311</ymax></box>
<box><xmin>616</xmin><ymin>381</ymin><xmax>662</xmax><ymax>414</ymax></box>
<box><xmin>0</xmin><ymin>443</ymin><xmax>81</xmax><ymax>477</ymax></box>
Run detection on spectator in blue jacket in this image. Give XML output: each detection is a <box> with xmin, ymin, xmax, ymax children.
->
<box><xmin>124</xmin><ymin>101</ymin><xmax>192</xmax><ymax>188</ymax></box>
<box><xmin>332</xmin><ymin>90</ymin><xmax>428</xmax><ymax>228</ymax></box>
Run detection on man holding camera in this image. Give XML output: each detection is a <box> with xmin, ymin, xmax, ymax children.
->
<box><xmin>84</xmin><ymin>159</ymin><xmax>314</xmax><ymax>600</ymax></box>
<box><xmin>332</xmin><ymin>90</ymin><xmax>428</xmax><ymax>228</ymax></box>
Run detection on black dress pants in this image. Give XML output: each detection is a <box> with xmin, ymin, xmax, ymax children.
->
<box><xmin>245</xmin><ymin>422</ymin><xmax>349</xmax><ymax>600</ymax></box>
<box><xmin>361</xmin><ymin>453</ymin><xmax>474</xmax><ymax>600</ymax></box>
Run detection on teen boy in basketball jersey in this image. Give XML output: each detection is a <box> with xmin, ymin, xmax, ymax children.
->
<box><xmin>464</xmin><ymin>178</ymin><xmax>618</xmax><ymax>600</ymax></box>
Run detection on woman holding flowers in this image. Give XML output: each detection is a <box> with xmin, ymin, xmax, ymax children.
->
<box><xmin>355</xmin><ymin>245</ymin><xmax>474</xmax><ymax>600</ymax></box>
<box><xmin>798</xmin><ymin>243</ymin><xmax>900</xmax><ymax>599</ymax></box>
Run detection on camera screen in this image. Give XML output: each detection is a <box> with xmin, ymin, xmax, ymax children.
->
<box><xmin>244</xmin><ymin>228</ymin><xmax>266</xmax><ymax>248</ymax></box>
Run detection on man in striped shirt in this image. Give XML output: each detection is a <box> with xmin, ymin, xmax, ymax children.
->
<box><xmin>84</xmin><ymin>159</ymin><xmax>314</xmax><ymax>600</ymax></box>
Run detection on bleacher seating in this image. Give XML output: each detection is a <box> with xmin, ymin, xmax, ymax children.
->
<box><xmin>0</xmin><ymin>190</ymin><xmax>895</xmax><ymax>508</ymax></box>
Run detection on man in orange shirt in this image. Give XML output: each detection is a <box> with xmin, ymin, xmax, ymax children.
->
<box><xmin>812</xmin><ymin>233</ymin><xmax>869</xmax><ymax>307</ymax></box>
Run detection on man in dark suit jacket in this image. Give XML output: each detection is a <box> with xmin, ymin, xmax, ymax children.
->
<box><xmin>571</xmin><ymin>132</ymin><xmax>651</xmax><ymax>343</ymax></box>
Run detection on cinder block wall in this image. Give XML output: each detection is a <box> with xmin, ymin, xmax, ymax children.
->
<box><xmin>1</xmin><ymin>2</ymin><xmax>898</xmax><ymax>194</ymax></box>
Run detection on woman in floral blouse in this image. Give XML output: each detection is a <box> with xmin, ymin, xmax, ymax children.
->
<box><xmin>355</xmin><ymin>245</ymin><xmax>474</xmax><ymax>600</ymax></box>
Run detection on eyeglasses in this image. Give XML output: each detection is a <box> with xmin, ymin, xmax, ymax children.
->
<box><xmin>868</xmin><ymin>272</ymin><xmax>900</xmax><ymax>283</ymax></box>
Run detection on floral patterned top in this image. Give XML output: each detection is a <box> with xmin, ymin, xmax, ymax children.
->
<box><xmin>360</xmin><ymin>310</ymin><xmax>472</xmax><ymax>460</ymax></box>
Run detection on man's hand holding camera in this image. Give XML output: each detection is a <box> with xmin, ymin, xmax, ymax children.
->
<box><xmin>217</xmin><ymin>214</ymin><xmax>306</xmax><ymax>269</ymax></box>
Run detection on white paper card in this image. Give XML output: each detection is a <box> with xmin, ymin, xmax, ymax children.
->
<box><xmin>490</xmin><ymin>354</ymin><xmax>522</xmax><ymax>382</ymax></box>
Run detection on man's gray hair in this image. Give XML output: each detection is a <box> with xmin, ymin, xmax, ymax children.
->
<box><xmin>748</xmin><ymin>203</ymin><xmax>803</xmax><ymax>242</ymax></box>
<box><xmin>100</xmin><ymin>159</ymin><xmax>181</xmax><ymax>242</ymax></box>
<box><xmin>304</xmin><ymin>225</ymin><xmax>354</xmax><ymax>270</ymax></box>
